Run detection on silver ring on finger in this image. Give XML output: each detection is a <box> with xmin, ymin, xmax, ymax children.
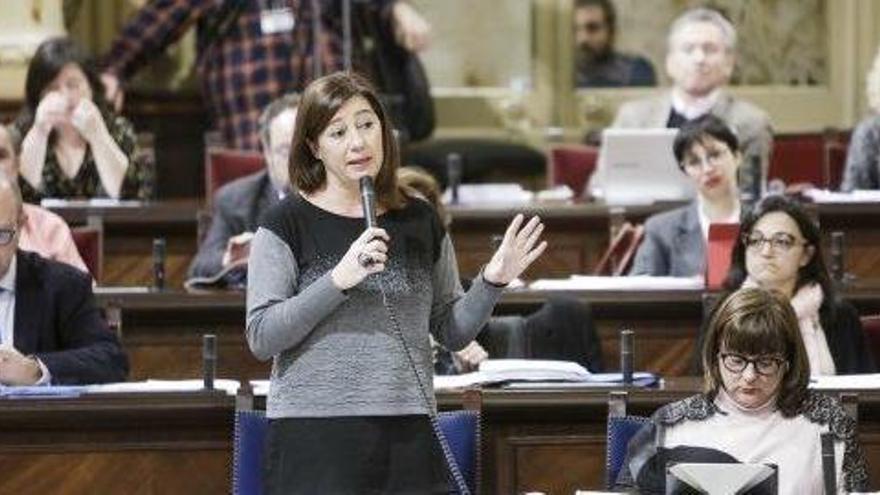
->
<box><xmin>358</xmin><ymin>252</ymin><xmax>374</xmax><ymax>268</ymax></box>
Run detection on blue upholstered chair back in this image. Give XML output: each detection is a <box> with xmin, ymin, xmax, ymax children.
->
<box><xmin>233</xmin><ymin>409</ymin><xmax>268</xmax><ymax>495</ymax></box>
<box><xmin>606</xmin><ymin>415</ymin><xmax>650</xmax><ymax>488</ymax></box>
<box><xmin>438</xmin><ymin>409</ymin><xmax>480</xmax><ymax>494</ymax></box>
<box><xmin>232</xmin><ymin>409</ymin><xmax>480</xmax><ymax>494</ymax></box>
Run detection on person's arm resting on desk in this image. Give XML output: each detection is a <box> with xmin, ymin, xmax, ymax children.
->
<box><xmin>34</xmin><ymin>267</ymin><xmax>129</xmax><ymax>384</ymax></box>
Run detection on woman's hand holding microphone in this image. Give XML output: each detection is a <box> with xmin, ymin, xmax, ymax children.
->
<box><xmin>331</xmin><ymin>227</ymin><xmax>390</xmax><ymax>291</ymax></box>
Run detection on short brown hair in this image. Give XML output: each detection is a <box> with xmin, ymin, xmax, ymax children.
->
<box><xmin>702</xmin><ymin>287</ymin><xmax>810</xmax><ymax>417</ymax></box>
<box><xmin>289</xmin><ymin>72</ymin><xmax>404</xmax><ymax>209</ymax></box>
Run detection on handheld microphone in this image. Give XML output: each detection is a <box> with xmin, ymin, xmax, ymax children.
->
<box><xmin>360</xmin><ymin>176</ymin><xmax>377</xmax><ymax>230</ymax></box>
<box><xmin>203</xmin><ymin>333</ymin><xmax>217</xmax><ymax>390</ymax></box>
<box><xmin>620</xmin><ymin>329</ymin><xmax>634</xmax><ymax>386</ymax></box>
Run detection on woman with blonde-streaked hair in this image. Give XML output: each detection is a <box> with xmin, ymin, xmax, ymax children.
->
<box><xmin>841</xmin><ymin>45</ymin><xmax>880</xmax><ymax>191</ymax></box>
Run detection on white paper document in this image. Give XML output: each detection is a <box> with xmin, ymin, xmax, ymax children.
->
<box><xmin>669</xmin><ymin>463</ymin><xmax>775</xmax><ymax>494</ymax></box>
<box><xmin>810</xmin><ymin>374</ymin><xmax>880</xmax><ymax>390</ymax></box>
<box><xmin>802</xmin><ymin>188</ymin><xmax>880</xmax><ymax>203</ymax></box>
<box><xmin>529</xmin><ymin>275</ymin><xmax>704</xmax><ymax>291</ymax></box>
<box><xmin>86</xmin><ymin>379</ymin><xmax>240</xmax><ymax>396</ymax></box>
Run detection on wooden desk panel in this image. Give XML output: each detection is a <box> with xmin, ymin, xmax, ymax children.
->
<box><xmin>819</xmin><ymin>203</ymin><xmax>880</xmax><ymax>282</ymax></box>
<box><xmin>1</xmin><ymin>385</ymin><xmax>879</xmax><ymax>494</ymax></box>
<box><xmin>97</xmin><ymin>284</ymin><xmax>880</xmax><ymax>382</ymax></box>
<box><xmin>51</xmin><ymin>199</ymin><xmax>880</xmax><ymax>287</ymax></box>
<box><xmin>0</xmin><ymin>391</ymin><xmax>233</xmax><ymax>495</ymax></box>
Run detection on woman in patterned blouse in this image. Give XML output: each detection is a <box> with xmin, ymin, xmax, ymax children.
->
<box><xmin>12</xmin><ymin>37</ymin><xmax>150</xmax><ymax>202</ymax></box>
<box><xmin>619</xmin><ymin>287</ymin><xmax>869</xmax><ymax>493</ymax></box>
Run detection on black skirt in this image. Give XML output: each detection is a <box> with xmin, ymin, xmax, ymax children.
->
<box><xmin>263</xmin><ymin>414</ymin><xmax>451</xmax><ymax>495</ymax></box>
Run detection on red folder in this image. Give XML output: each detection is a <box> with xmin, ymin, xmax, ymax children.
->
<box><xmin>706</xmin><ymin>223</ymin><xmax>740</xmax><ymax>290</ymax></box>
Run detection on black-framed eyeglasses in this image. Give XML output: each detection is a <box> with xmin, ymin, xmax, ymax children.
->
<box><xmin>0</xmin><ymin>229</ymin><xmax>15</xmax><ymax>246</ymax></box>
<box><xmin>719</xmin><ymin>352</ymin><xmax>787</xmax><ymax>376</ymax></box>
<box><xmin>741</xmin><ymin>232</ymin><xmax>808</xmax><ymax>253</ymax></box>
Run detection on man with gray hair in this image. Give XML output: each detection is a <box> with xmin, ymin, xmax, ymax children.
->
<box><xmin>188</xmin><ymin>93</ymin><xmax>299</xmax><ymax>281</ymax></box>
<box><xmin>612</xmin><ymin>8</ymin><xmax>772</xmax><ymax>195</ymax></box>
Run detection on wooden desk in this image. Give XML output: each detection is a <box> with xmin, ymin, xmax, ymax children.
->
<box><xmin>2</xmin><ymin>384</ymin><xmax>878</xmax><ymax>494</ymax></box>
<box><xmin>435</xmin><ymin>382</ymin><xmax>880</xmax><ymax>494</ymax></box>
<box><xmin>815</xmin><ymin>202</ymin><xmax>880</xmax><ymax>281</ymax></box>
<box><xmin>48</xmin><ymin>200</ymin><xmax>201</xmax><ymax>288</ymax></box>
<box><xmin>96</xmin><ymin>283</ymin><xmax>880</xmax><ymax>381</ymax></box>
<box><xmin>53</xmin><ymin>199</ymin><xmax>880</xmax><ymax>288</ymax></box>
<box><xmin>0</xmin><ymin>390</ymin><xmax>233</xmax><ymax>494</ymax></box>
<box><xmin>448</xmin><ymin>201</ymin><xmax>673</xmax><ymax>278</ymax></box>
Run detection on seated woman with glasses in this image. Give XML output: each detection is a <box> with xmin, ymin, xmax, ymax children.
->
<box><xmin>618</xmin><ymin>287</ymin><xmax>869</xmax><ymax>493</ymax></box>
<box><xmin>629</xmin><ymin>115</ymin><xmax>741</xmax><ymax>277</ymax></box>
<box><xmin>697</xmin><ymin>194</ymin><xmax>874</xmax><ymax>375</ymax></box>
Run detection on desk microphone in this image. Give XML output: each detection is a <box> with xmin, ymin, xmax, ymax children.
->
<box><xmin>830</xmin><ymin>231</ymin><xmax>845</xmax><ymax>284</ymax></box>
<box><xmin>360</xmin><ymin>176</ymin><xmax>377</xmax><ymax>230</ymax></box>
<box><xmin>152</xmin><ymin>237</ymin><xmax>166</xmax><ymax>291</ymax></box>
<box><xmin>203</xmin><ymin>334</ymin><xmax>217</xmax><ymax>390</ymax></box>
<box><xmin>446</xmin><ymin>152</ymin><xmax>462</xmax><ymax>204</ymax></box>
<box><xmin>620</xmin><ymin>329</ymin><xmax>634</xmax><ymax>386</ymax></box>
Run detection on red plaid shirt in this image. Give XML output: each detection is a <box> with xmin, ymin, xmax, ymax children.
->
<box><xmin>103</xmin><ymin>0</ymin><xmax>392</xmax><ymax>150</ymax></box>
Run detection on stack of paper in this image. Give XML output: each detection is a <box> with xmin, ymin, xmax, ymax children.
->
<box><xmin>433</xmin><ymin>359</ymin><xmax>659</xmax><ymax>390</ymax></box>
<box><xmin>442</xmin><ymin>183</ymin><xmax>534</xmax><ymax>205</ymax></box>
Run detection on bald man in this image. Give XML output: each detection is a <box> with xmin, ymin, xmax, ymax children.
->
<box><xmin>0</xmin><ymin>174</ymin><xmax>127</xmax><ymax>385</ymax></box>
<box><xmin>0</xmin><ymin>125</ymin><xmax>88</xmax><ymax>275</ymax></box>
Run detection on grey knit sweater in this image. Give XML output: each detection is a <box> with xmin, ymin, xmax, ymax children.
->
<box><xmin>246</xmin><ymin>193</ymin><xmax>502</xmax><ymax>419</ymax></box>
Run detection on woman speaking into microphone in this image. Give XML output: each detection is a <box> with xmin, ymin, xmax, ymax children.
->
<box><xmin>246</xmin><ymin>72</ymin><xmax>547</xmax><ymax>494</ymax></box>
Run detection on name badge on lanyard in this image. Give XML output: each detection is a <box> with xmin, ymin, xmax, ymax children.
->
<box><xmin>260</xmin><ymin>6</ymin><xmax>295</xmax><ymax>35</ymax></box>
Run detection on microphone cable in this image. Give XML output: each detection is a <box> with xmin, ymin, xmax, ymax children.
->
<box><xmin>376</xmin><ymin>279</ymin><xmax>472</xmax><ymax>495</ymax></box>
<box><xmin>360</xmin><ymin>176</ymin><xmax>470</xmax><ymax>494</ymax></box>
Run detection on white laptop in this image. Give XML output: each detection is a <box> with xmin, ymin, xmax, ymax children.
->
<box><xmin>590</xmin><ymin>128</ymin><xmax>696</xmax><ymax>205</ymax></box>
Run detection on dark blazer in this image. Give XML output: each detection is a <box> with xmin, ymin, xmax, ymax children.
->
<box><xmin>693</xmin><ymin>295</ymin><xmax>875</xmax><ymax>375</ymax></box>
<box><xmin>15</xmin><ymin>250</ymin><xmax>129</xmax><ymax>384</ymax></box>
<box><xmin>188</xmin><ymin>170</ymin><xmax>277</xmax><ymax>278</ymax></box>
<box><xmin>629</xmin><ymin>202</ymin><xmax>705</xmax><ymax>277</ymax></box>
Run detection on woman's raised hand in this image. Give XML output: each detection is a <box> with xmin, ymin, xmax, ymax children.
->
<box><xmin>34</xmin><ymin>91</ymin><xmax>68</xmax><ymax>133</ymax></box>
<box><xmin>483</xmin><ymin>214</ymin><xmax>547</xmax><ymax>286</ymax></box>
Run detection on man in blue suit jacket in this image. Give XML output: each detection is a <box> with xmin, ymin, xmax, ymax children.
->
<box><xmin>0</xmin><ymin>174</ymin><xmax>128</xmax><ymax>385</ymax></box>
<box><xmin>187</xmin><ymin>94</ymin><xmax>299</xmax><ymax>280</ymax></box>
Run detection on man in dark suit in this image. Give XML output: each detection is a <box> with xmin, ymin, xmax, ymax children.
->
<box><xmin>0</xmin><ymin>174</ymin><xmax>128</xmax><ymax>385</ymax></box>
<box><xmin>188</xmin><ymin>94</ymin><xmax>299</xmax><ymax>279</ymax></box>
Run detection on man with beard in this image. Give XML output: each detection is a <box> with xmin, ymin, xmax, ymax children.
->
<box><xmin>574</xmin><ymin>0</ymin><xmax>656</xmax><ymax>88</ymax></box>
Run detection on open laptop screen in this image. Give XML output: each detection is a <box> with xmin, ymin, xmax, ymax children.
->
<box><xmin>592</xmin><ymin>128</ymin><xmax>696</xmax><ymax>205</ymax></box>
